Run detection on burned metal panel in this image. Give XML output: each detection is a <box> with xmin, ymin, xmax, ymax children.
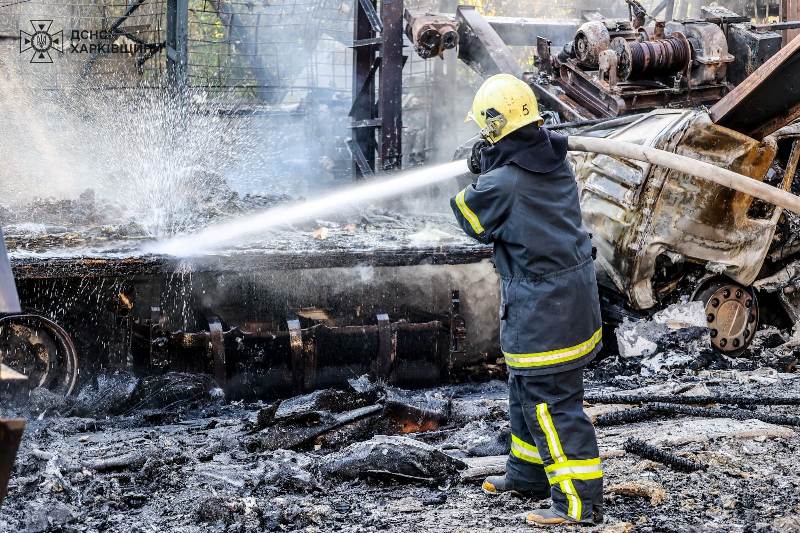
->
<box><xmin>571</xmin><ymin>109</ymin><xmax>782</xmax><ymax>310</ymax></box>
<box><xmin>456</xmin><ymin>5</ymin><xmax>521</xmax><ymax>78</ymax></box>
<box><xmin>485</xmin><ymin>16</ymin><xmax>579</xmax><ymax>47</ymax></box>
<box><xmin>726</xmin><ymin>24</ymin><xmax>782</xmax><ymax>86</ymax></box>
<box><xmin>710</xmin><ymin>33</ymin><xmax>800</xmax><ymax>139</ymax></box>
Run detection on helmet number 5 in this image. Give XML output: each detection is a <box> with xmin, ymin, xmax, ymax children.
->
<box><xmin>522</xmin><ymin>104</ymin><xmax>529</xmax><ymax>116</ymax></box>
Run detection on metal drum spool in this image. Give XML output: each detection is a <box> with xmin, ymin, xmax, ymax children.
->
<box><xmin>611</xmin><ymin>32</ymin><xmax>691</xmax><ymax>81</ymax></box>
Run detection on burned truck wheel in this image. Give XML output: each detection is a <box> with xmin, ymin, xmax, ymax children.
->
<box><xmin>0</xmin><ymin>314</ymin><xmax>79</xmax><ymax>396</ymax></box>
<box><xmin>693</xmin><ymin>278</ymin><xmax>758</xmax><ymax>355</ymax></box>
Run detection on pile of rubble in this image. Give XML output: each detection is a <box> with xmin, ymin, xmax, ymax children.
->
<box><xmin>591</xmin><ymin>297</ymin><xmax>800</xmax><ymax>386</ymax></box>
<box><xmin>3</xmin><ymin>364</ymin><xmax>800</xmax><ymax>532</ymax></box>
<box><xmin>0</xmin><ymin>187</ymin><xmax>478</xmax><ymax>259</ymax></box>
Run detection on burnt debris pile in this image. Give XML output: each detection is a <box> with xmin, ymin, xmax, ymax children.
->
<box><xmin>0</xmin><ymin>374</ymin><xmax>513</xmax><ymax>531</ymax></box>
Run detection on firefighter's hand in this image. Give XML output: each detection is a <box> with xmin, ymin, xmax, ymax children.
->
<box><xmin>468</xmin><ymin>139</ymin><xmax>487</xmax><ymax>176</ymax></box>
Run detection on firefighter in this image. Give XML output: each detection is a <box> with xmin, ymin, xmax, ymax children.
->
<box><xmin>450</xmin><ymin>74</ymin><xmax>604</xmax><ymax>526</ymax></box>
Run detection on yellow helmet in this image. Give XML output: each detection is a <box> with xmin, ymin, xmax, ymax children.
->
<box><xmin>466</xmin><ymin>74</ymin><xmax>543</xmax><ymax>144</ymax></box>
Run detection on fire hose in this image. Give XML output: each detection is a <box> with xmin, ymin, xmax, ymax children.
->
<box><xmin>567</xmin><ymin>136</ymin><xmax>800</xmax><ymax>216</ymax></box>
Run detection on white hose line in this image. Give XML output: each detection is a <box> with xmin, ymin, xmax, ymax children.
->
<box><xmin>568</xmin><ymin>136</ymin><xmax>800</xmax><ymax>216</ymax></box>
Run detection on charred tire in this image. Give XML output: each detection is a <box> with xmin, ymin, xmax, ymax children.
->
<box><xmin>0</xmin><ymin>314</ymin><xmax>79</xmax><ymax>396</ymax></box>
<box><xmin>692</xmin><ymin>278</ymin><xmax>758</xmax><ymax>356</ymax></box>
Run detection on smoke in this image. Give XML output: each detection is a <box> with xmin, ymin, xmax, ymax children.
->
<box><xmin>0</xmin><ymin>0</ymin><xmax>356</xmax><ymax>237</ymax></box>
<box><xmin>0</xmin><ymin>68</ymin><xmax>252</xmax><ymax>235</ymax></box>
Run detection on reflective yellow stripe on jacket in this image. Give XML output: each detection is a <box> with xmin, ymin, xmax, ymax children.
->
<box><xmin>455</xmin><ymin>188</ymin><xmax>485</xmax><ymax>235</ymax></box>
<box><xmin>504</xmin><ymin>328</ymin><xmax>602</xmax><ymax>368</ymax></box>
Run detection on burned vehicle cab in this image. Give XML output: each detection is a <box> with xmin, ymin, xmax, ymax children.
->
<box><xmin>570</xmin><ymin>109</ymin><xmax>796</xmax><ymax>352</ymax></box>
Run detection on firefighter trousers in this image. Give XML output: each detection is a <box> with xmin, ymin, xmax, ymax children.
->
<box><xmin>505</xmin><ymin>367</ymin><xmax>603</xmax><ymax>522</ymax></box>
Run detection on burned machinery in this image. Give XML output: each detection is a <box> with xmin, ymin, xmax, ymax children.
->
<box><xmin>405</xmin><ymin>3</ymin><xmax>785</xmax><ymax>119</ymax></box>
<box><xmin>552</xmin><ymin>17</ymin><xmax>736</xmax><ymax>116</ymax></box>
<box><xmin>0</xmin><ymin>249</ymin><xmax>498</xmax><ymax>401</ymax></box>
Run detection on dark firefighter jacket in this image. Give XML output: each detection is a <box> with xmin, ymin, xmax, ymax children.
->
<box><xmin>450</xmin><ymin>124</ymin><xmax>602</xmax><ymax>376</ymax></box>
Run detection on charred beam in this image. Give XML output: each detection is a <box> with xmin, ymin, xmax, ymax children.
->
<box><xmin>379</xmin><ymin>0</ymin><xmax>404</xmax><ymax>171</ymax></box>
<box><xmin>710</xmin><ymin>33</ymin><xmax>800</xmax><ymax>139</ymax></box>
<box><xmin>593</xmin><ymin>406</ymin><xmax>659</xmax><ymax>427</ymax></box>
<box><xmin>648</xmin><ymin>403</ymin><xmax>800</xmax><ymax>427</ymax></box>
<box><xmin>586</xmin><ymin>393</ymin><xmax>800</xmax><ymax>407</ymax></box>
<box><xmin>623</xmin><ymin>438</ymin><xmax>705</xmax><ymax>473</ymax></box>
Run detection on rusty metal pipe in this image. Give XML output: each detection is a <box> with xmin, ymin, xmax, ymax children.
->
<box><xmin>568</xmin><ymin>136</ymin><xmax>800</xmax><ymax>215</ymax></box>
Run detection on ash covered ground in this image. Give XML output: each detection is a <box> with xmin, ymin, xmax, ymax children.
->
<box><xmin>3</xmin><ymin>327</ymin><xmax>800</xmax><ymax>533</ymax></box>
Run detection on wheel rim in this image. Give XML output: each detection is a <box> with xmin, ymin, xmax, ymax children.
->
<box><xmin>0</xmin><ymin>314</ymin><xmax>79</xmax><ymax>396</ymax></box>
<box><xmin>698</xmin><ymin>281</ymin><xmax>758</xmax><ymax>354</ymax></box>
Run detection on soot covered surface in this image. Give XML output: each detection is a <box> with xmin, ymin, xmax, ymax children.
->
<box><xmin>3</xmin><ymin>367</ymin><xmax>800</xmax><ymax>532</ymax></box>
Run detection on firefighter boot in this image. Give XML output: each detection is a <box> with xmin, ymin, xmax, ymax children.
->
<box><xmin>525</xmin><ymin>507</ymin><xmax>601</xmax><ymax>526</ymax></box>
<box><xmin>482</xmin><ymin>474</ymin><xmax>548</xmax><ymax>498</ymax></box>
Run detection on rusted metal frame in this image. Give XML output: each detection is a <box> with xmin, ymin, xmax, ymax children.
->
<box><xmin>0</xmin><ymin>419</ymin><xmax>25</xmax><ymax>505</ymax></box>
<box><xmin>710</xmin><ymin>33</ymin><xmax>800</xmax><ymax>138</ymax></box>
<box><xmin>353</xmin><ymin>36</ymin><xmax>383</xmax><ymax>47</ymax></box>
<box><xmin>351</xmin><ymin>0</ymin><xmax>379</xmax><ymax>178</ymax></box>
<box><xmin>136</xmin><ymin>42</ymin><xmax>166</xmax><ymax>68</ymax></box>
<box><xmin>456</xmin><ymin>6</ymin><xmax>582</xmax><ymax>121</ymax></box>
<box><xmin>379</xmin><ymin>0</ymin><xmax>404</xmax><ymax>171</ymax></box>
<box><xmin>456</xmin><ymin>6</ymin><xmax>521</xmax><ymax>78</ymax></box>
<box><xmin>536</xmin><ymin>36</ymin><xmax>553</xmax><ymax>76</ymax></box>
<box><xmin>557</xmin><ymin>61</ymin><xmax>727</xmax><ymax>118</ymax></box>
<box><xmin>207</xmin><ymin>314</ymin><xmax>226</xmax><ymax>388</ymax></box>
<box><xmin>148</xmin><ymin>305</ymin><xmax>166</xmax><ymax>369</ymax></box>
<box><xmin>556</xmin><ymin>64</ymin><xmax>624</xmax><ymax>117</ymax></box>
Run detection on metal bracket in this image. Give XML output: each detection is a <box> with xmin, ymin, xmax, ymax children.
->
<box><xmin>287</xmin><ymin>315</ymin><xmax>304</xmax><ymax>394</ymax></box>
<box><xmin>348</xmin><ymin>57</ymin><xmax>382</xmax><ymax>118</ymax></box>
<box><xmin>345</xmin><ymin>139</ymin><xmax>376</xmax><ymax>176</ymax></box>
<box><xmin>449</xmin><ymin>290</ymin><xmax>467</xmax><ymax>373</ymax></box>
<box><xmin>207</xmin><ymin>315</ymin><xmax>226</xmax><ymax>388</ymax></box>
<box><xmin>376</xmin><ymin>313</ymin><xmax>396</xmax><ymax>380</ymax></box>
